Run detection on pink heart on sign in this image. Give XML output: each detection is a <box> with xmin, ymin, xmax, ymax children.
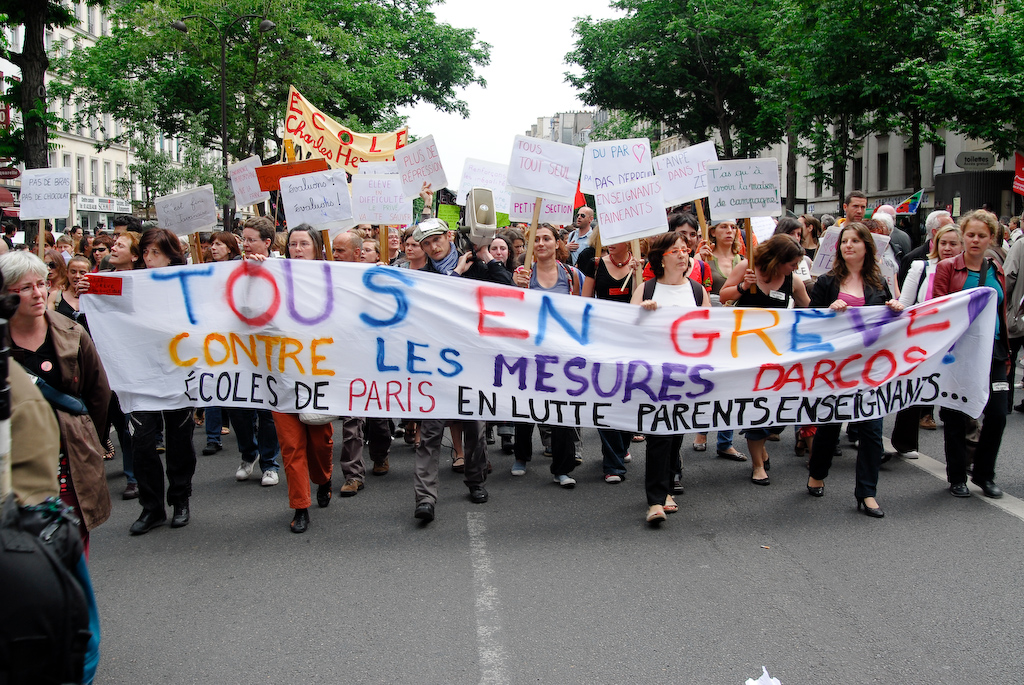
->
<box><xmin>632</xmin><ymin>144</ymin><xmax>646</xmax><ymax>164</ymax></box>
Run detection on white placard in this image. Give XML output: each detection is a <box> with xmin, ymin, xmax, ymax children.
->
<box><xmin>358</xmin><ymin>161</ymin><xmax>399</xmax><ymax>175</ymax></box>
<box><xmin>508</xmin><ymin>193</ymin><xmax>574</xmax><ymax>225</ymax></box>
<box><xmin>593</xmin><ymin>176</ymin><xmax>668</xmax><ymax>244</ymax></box>
<box><xmin>579</xmin><ymin>138</ymin><xmax>654</xmax><ymax>194</ymax></box>
<box><xmin>394</xmin><ymin>134</ymin><xmax>447</xmax><ymax>199</ymax></box>
<box><xmin>351</xmin><ymin>175</ymin><xmax>413</xmax><ymax>225</ymax></box>
<box><xmin>751</xmin><ymin>216</ymin><xmax>777</xmax><ymax>244</ymax></box>
<box><xmin>506</xmin><ymin>135</ymin><xmax>584</xmax><ymax>203</ymax></box>
<box><xmin>653</xmin><ymin>140</ymin><xmax>719</xmax><ymax>206</ymax></box>
<box><xmin>456</xmin><ymin>159</ymin><xmax>511</xmax><ymax>214</ymax></box>
<box><xmin>228</xmin><ymin>156</ymin><xmax>270</xmax><ymax>207</ymax></box>
<box><xmin>810</xmin><ymin>225</ymin><xmax>892</xmax><ymax>277</ymax></box>
<box><xmin>707</xmin><ymin>159</ymin><xmax>781</xmax><ymax>220</ymax></box>
<box><xmin>20</xmin><ymin>168</ymin><xmax>73</xmax><ymax>220</ymax></box>
<box><xmin>279</xmin><ymin>170</ymin><xmax>354</xmax><ymax>234</ymax></box>
<box><xmin>154</xmin><ymin>185</ymin><xmax>218</xmax><ymax>236</ymax></box>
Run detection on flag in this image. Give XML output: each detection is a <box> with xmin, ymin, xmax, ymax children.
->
<box><xmin>1013</xmin><ymin>151</ymin><xmax>1024</xmax><ymax>195</ymax></box>
<box><xmin>574</xmin><ymin>180</ymin><xmax>587</xmax><ymax>210</ymax></box>
<box><xmin>894</xmin><ymin>190</ymin><xmax>924</xmax><ymax>215</ymax></box>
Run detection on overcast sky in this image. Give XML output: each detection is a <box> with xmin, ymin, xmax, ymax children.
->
<box><xmin>396</xmin><ymin>0</ymin><xmax>622</xmax><ymax>192</ymax></box>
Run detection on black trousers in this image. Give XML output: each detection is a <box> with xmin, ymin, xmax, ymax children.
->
<box><xmin>131</xmin><ymin>408</ymin><xmax>197</xmax><ymax>514</ymax></box>
<box><xmin>890</xmin><ymin>405</ymin><xmax>921</xmax><ymax>453</ymax></box>
<box><xmin>645</xmin><ymin>434</ymin><xmax>683</xmax><ymax>506</ymax></box>
<box><xmin>939</xmin><ymin>358</ymin><xmax>1007</xmax><ymax>484</ymax></box>
<box><xmin>808</xmin><ymin>419</ymin><xmax>883</xmax><ymax>499</ymax></box>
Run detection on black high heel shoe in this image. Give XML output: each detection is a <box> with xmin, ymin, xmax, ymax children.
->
<box><xmin>806</xmin><ymin>480</ymin><xmax>824</xmax><ymax>497</ymax></box>
<box><xmin>857</xmin><ymin>498</ymin><xmax>884</xmax><ymax>518</ymax></box>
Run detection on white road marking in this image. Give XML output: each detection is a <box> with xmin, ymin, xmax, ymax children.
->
<box><xmin>466</xmin><ymin>512</ymin><xmax>509</xmax><ymax>685</ymax></box>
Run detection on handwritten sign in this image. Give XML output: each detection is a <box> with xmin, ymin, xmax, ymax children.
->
<box><xmin>155</xmin><ymin>185</ymin><xmax>218</xmax><ymax>236</ymax></box>
<box><xmin>228</xmin><ymin>155</ymin><xmax>270</xmax><ymax>207</ymax></box>
<box><xmin>751</xmin><ymin>216</ymin><xmax>777</xmax><ymax>244</ymax></box>
<box><xmin>358</xmin><ymin>161</ymin><xmax>399</xmax><ymax>175</ymax></box>
<box><xmin>653</xmin><ymin>140</ymin><xmax>718</xmax><ymax>206</ymax></box>
<box><xmin>594</xmin><ymin>177</ymin><xmax>668</xmax><ymax>244</ymax></box>
<box><xmin>81</xmin><ymin>261</ymin><xmax>996</xmax><ymax>428</ymax></box>
<box><xmin>707</xmin><ymin>159</ymin><xmax>781</xmax><ymax>220</ymax></box>
<box><xmin>810</xmin><ymin>226</ymin><xmax>893</xmax><ymax>278</ymax></box>
<box><xmin>456</xmin><ymin>159</ymin><xmax>511</xmax><ymax>214</ymax></box>
<box><xmin>506</xmin><ymin>135</ymin><xmax>584</xmax><ymax>203</ymax></box>
<box><xmin>394</xmin><ymin>134</ymin><xmax>447</xmax><ymax>200</ymax></box>
<box><xmin>20</xmin><ymin>168</ymin><xmax>73</xmax><ymax>220</ymax></box>
<box><xmin>437</xmin><ymin>204</ymin><xmax>461</xmax><ymax>226</ymax></box>
<box><xmin>351</xmin><ymin>175</ymin><xmax>412</xmax><ymax>225</ymax></box>
<box><xmin>279</xmin><ymin>170</ymin><xmax>354</xmax><ymax>234</ymax></box>
<box><xmin>508</xmin><ymin>193</ymin><xmax>573</xmax><ymax>225</ymax></box>
<box><xmin>579</xmin><ymin>138</ymin><xmax>654</xmax><ymax>194</ymax></box>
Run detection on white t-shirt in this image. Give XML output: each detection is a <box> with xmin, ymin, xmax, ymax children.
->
<box><xmin>651</xmin><ymin>280</ymin><xmax>698</xmax><ymax>308</ymax></box>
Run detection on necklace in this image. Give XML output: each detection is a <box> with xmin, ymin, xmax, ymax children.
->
<box><xmin>611</xmin><ymin>252</ymin><xmax>632</xmax><ymax>268</ymax></box>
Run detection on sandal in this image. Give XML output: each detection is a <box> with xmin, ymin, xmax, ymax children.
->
<box><xmin>664</xmin><ymin>495</ymin><xmax>679</xmax><ymax>514</ymax></box>
<box><xmin>794</xmin><ymin>437</ymin><xmax>807</xmax><ymax>456</ymax></box>
<box><xmin>452</xmin><ymin>455</ymin><xmax>465</xmax><ymax>472</ymax></box>
<box><xmin>632</xmin><ymin>434</ymin><xmax>645</xmax><ymax>443</ymax></box>
<box><xmin>221</xmin><ymin>426</ymin><xmax>230</xmax><ymax>435</ymax></box>
<box><xmin>693</xmin><ymin>440</ymin><xmax>707</xmax><ymax>452</ymax></box>
<box><xmin>716</xmin><ymin>449</ymin><xmax>748</xmax><ymax>462</ymax></box>
<box><xmin>103</xmin><ymin>438</ymin><xmax>115</xmax><ymax>461</ymax></box>
<box><xmin>646</xmin><ymin>505</ymin><xmax>666</xmax><ymax>524</ymax></box>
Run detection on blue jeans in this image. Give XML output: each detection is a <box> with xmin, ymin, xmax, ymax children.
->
<box><xmin>598</xmin><ymin>429</ymin><xmax>629</xmax><ymax>476</ymax></box>
<box><xmin>226</xmin><ymin>408</ymin><xmax>280</xmax><ymax>472</ymax></box>
<box><xmin>699</xmin><ymin>430</ymin><xmax>734</xmax><ymax>451</ymax></box>
<box><xmin>205</xmin><ymin>406</ymin><xmax>223</xmax><ymax>446</ymax></box>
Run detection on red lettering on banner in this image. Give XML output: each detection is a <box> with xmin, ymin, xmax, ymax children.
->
<box><xmin>477</xmin><ymin>287</ymin><xmax>529</xmax><ymax>338</ymax></box>
<box><xmin>312</xmin><ymin>112</ymin><xmax>326</xmax><ymax>131</ymax></box>
<box><xmin>670</xmin><ymin>310</ymin><xmax>720</xmax><ymax>357</ymax></box>
<box><xmin>226</xmin><ymin>263</ymin><xmax>280</xmax><ymax>327</ymax></box>
<box><xmin>753</xmin><ymin>364</ymin><xmax>785</xmax><ymax>391</ymax></box>
<box><xmin>862</xmin><ymin>350</ymin><xmax>897</xmax><ymax>387</ymax></box>
<box><xmin>349</xmin><ymin>379</ymin><xmax>366</xmax><ymax>411</ymax></box>
<box><xmin>899</xmin><ymin>346</ymin><xmax>928</xmax><ymax>376</ymax></box>
<box><xmin>287</xmin><ymin>91</ymin><xmax>303</xmax><ymax>116</ymax></box>
<box><xmin>418</xmin><ymin>381</ymin><xmax>435</xmax><ymax>412</ymax></box>
<box><xmin>906</xmin><ymin>305</ymin><xmax>950</xmax><ymax>337</ymax></box>
<box><xmin>809</xmin><ymin>359</ymin><xmax>836</xmax><ymax>390</ymax></box>
<box><xmin>780</xmin><ymin>363</ymin><xmax>807</xmax><ymax>391</ymax></box>
<box><xmin>369</xmin><ymin>136</ymin><xmax>382</xmax><ymax>152</ymax></box>
<box><xmin>395</xmin><ymin>130</ymin><xmax>407</xmax><ymax>149</ymax></box>
<box><xmin>833</xmin><ymin>354</ymin><xmax>862</xmax><ymax>389</ymax></box>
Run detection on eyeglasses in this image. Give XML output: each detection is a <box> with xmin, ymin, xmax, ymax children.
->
<box><xmin>92</xmin><ymin>247</ymin><xmax>108</xmax><ymax>253</ymax></box>
<box><xmin>8</xmin><ymin>281</ymin><xmax>47</xmax><ymax>296</ymax></box>
<box><xmin>45</xmin><ymin>262</ymin><xmax>57</xmax><ymax>269</ymax></box>
<box><xmin>665</xmin><ymin>248</ymin><xmax>688</xmax><ymax>255</ymax></box>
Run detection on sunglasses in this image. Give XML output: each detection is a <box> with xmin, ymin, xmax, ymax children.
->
<box><xmin>46</xmin><ymin>262</ymin><xmax>57</xmax><ymax>268</ymax></box>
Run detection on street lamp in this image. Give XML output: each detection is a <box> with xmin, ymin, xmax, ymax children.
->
<box><xmin>172</xmin><ymin>14</ymin><xmax>276</xmax><ymax>229</ymax></box>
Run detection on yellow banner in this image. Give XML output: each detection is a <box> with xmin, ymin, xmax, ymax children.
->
<box><xmin>284</xmin><ymin>85</ymin><xmax>408</xmax><ymax>175</ymax></box>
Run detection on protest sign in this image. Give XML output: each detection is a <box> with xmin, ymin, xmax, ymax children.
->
<box><xmin>394</xmin><ymin>135</ymin><xmax>447</xmax><ymax>200</ymax></box>
<box><xmin>593</xmin><ymin>177</ymin><xmax>668</xmax><ymax>244</ymax></box>
<box><xmin>456</xmin><ymin>159</ymin><xmax>511</xmax><ymax>214</ymax></box>
<box><xmin>653</xmin><ymin>140</ymin><xmax>719</xmax><ymax>207</ymax></box>
<box><xmin>82</xmin><ymin>260</ymin><xmax>996</xmax><ymax>430</ymax></box>
<box><xmin>811</xmin><ymin>226</ymin><xmax>892</xmax><ymax>276</ymax></box>
<box><xmin>506</xmin><ymin>135</ymin><xmax>585</xmax><ymax>203</ymax></box>
<box><xmin>437</xmin><ymin>204</ymin><xmax>461</xmax><ymax>226</ymax></box>
<box><xmin>20</xmin><ymin>168</ymin><xmax>72</xmax><ymax>220</ymax></box>
<box><xmin>707</xmin><ymin>159</ymin><xmax>782</xmax><ymax>220</ymax></box>
<box><xmin>358</xmin><ymin>161</ymin><xmax>399</xmax><ymax>176</ymax></box>
<box><xmin>279</xmin><ymin>169</ymin><xmax>354</xmax><ymax>234</ymax></box>
<box><xmin>228</xmin><ymin>155</ymin><xmax>270</xmax><ymax>207</ymax></box>
<box><xmin>579</xmin><ymin>138</ymin><xmax>654</xmax><ymax>194</ymax></box>
<box><xmin>255</xmin><ymin>159</ymin><xmax>330</xmax><ymax>192</ymax></box>
<box><xmin>351</xmin><ymin>175</ymin><xmax>412</xmax><ymax>225</ymax></box>
<box><xmin>155</xmin><ymin>185</ymin><xmax>218</xmax><ymax>236</ymax></box>
<box><xmin>751</xmin><ymin>216</ymin><xmax>776</xmax><ymax>244</ymax></box>
<box><xmin>284</xmin><ymin>86</ymin><xmax>407</xmax><ymax>174</ymax></box>
<box><xmin>508</xmin><ymin>194</ymin><xmax>573</xmax><ymax>225</ymax></box>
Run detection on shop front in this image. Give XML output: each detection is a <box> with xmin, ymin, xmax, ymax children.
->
<box><xmin>73</xmin><ymin>194</ymin><xmax>133</xmax><ymax>232</ymax></box>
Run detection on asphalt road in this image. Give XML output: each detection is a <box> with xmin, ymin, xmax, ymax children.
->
<box><xmin>89</xmin><ymin>410</ymin><xmax>1024</xmax><ymax>684</ymax></box>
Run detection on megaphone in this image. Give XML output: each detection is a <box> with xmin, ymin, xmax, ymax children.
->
<box><xmin>464</xmin><ymin>187</ymin><xmax>496</xmax><ymax>248</ymax></box>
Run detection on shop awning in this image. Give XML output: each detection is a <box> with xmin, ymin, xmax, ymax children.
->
<box><xmin>0</xmin><ymin>187</ymin><xmax>14</xmax><ymax>207</ymax></box>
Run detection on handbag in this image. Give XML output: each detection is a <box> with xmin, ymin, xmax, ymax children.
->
<box><xmin>298</xmin><ymin>413</ymin><xmax>339</xmax><ymax>426</ymax></box>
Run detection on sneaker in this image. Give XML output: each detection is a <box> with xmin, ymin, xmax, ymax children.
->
<box><xmin>919</xmin><ymin>415</ymin><xmax>937</xmax><ymax>430</ymax></box>
<box><xmin>511</xmin><ymin>461</ymin><xmax>527</xmax><ymax>476</ymax></box>
<box><xmin>338</xmin><ymin>478</ymin><xmax>364</xmax><ymax>497</ymax></box>
<box><xmin>235</xmin><ymin>460</ymin><xmax>255</xmax><ymax>481</ymax></box>
<box><xmin>623</xmin><ymin>452</ymin><xmax>632</xmax><ymax>463</ymax></box>
<box><xmin>604</xmin><ymin>474</ymin><xmax>622</xmax><ymax>484</ymax></box>
<box><xmin>202</xmin><ymin>442</ymin><xmax>222</xmax><ymax>456</ymax></box>
<box><xmin>554</xmin><ymin>474</ymin><xmax>576</xmax><ymax>489</ymax></box>
<box><xmin>122</xmin><ymin>481</ymin><xmax>139</xmax><ymax>500</ymax></box>
<box><xmin>261</xmin><ymin>470</ymin><xmax>280</xmax><ymax>487</ymax></box>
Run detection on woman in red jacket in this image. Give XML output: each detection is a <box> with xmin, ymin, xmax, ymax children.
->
<box><xmin>931</xmin><ymin>210</ymin><xmax>1008</xmax><ymax>499</ymax></box>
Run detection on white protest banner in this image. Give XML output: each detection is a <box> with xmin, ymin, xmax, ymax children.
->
<box><xmin>228</xmin><ymin>156</ymin><xmax>270</xmax><ymax>207</ymax></box>
<box><xmin>81</xmin><ymin>261</ymin><xmax>996</xmax><ymax>428</ymax></box>
<box><xmin>506</xmin><ymin>135</ymin><xmax>585</xmax><ymax>203</ymax></box>
<box><xmin>351</xmin><ymin>175</ymin><xmax>413</xmax><ymax>225</ymax></box>
<box><xmin>358</xmin><ymin>161</ymin><xmax>399</xmax><ymax>175</ymax></box>
<box><xmin>811</xmin><ymin>226</ymin><xmax>892</xmax><ymax>277</ymax></box>
<box><xmin>508</xmin><ymin>193</ymin><xmax>573</xmax><ymax>225</ymax></box>
<box><xmin>394</xmin><ymin>134</ymin><xmax>447</xmax><ymax>200</ymax></box>
<box><xmin>20</xmin><ymin>168</ymin><xmax>73</xmax><ymax>220</ymax></box>
<box><xmin>653</xmin><ymin>140</ymin><xmax>719</xmax><ymax>207</ymax></box>
<box><xmin>456</xmin><ymin>159</ymin><xmax>511</xmax><ymax>214</ymax></box>
<box><xmin>579</xmin><ymin>138</ymin><xmax>654</xmax><ymax>194</ymax></box>
<box><xmin>154</xmin><ymin>185</ymin><xmax>218</xmax><ymax>236</ymax></box>
<box><xmin>279</xmin><ymin>169</ymin><xmax>354</xmax><ymax>234</ymax></box>
<box><xmin>593</xmin><ymin>176</ymin><xmax>668</xmax><ymax>244</ymax></box>
<box><xmin>707</xmin><ymin>159</ymin><xmax>782</xmax><ymax>220</ymax></box>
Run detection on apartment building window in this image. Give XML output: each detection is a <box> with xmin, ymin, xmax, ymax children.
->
<box><xmin>103</xmin><ymin>161</ymin><xmax>111</xmax><ymax>194</ymax></box>
<box><xmin>102</xmin><ymin>113</ymin><xmax>110</xmax><ymax>140</ymax></box>
<box><xmin>87</xmin><ymin>7</ymin><xmax>95</xmax><ymax>35</ymax></box>
<box><xmin>101</xmin><ymin>13</ymin><xmax>109</xmax><ymax>36</ymax></box>
<box><xmin>175</xmin><ymin>138</ymin><xmax>182</xmax><ymax>163</ymax></box>
<box><xmin>115</xmin><ymin>163</ymin><xmax>124</xmax><ymax>190</ymax></box>
<box><xmin>852</xmin><ymin>158</ymin><xmax>864</xmax><ymax>191</ymax></box>
<box><xmin>62</xmin><ymin>39</ymin><xmax>70</xmax><ymax>58</ymax></box>
<box><xmin>877</xmin><ymin>152</ymin><xmax>888</xmax><ymax>191</ymax></box>
<box><xmin>49</xmin><ymin>151</ymin><xmax>57</xmax><ymax>168</ymax></box>
<box><xmin>90</xmin><ymin>159</ymin><xmax>98</xmax><ymax>195</ymax></box>
<box><xmin>74</xmin><ymin>1</ymin><xmax>82</xmax><ymax>21</ymax></box>
<box><xmin>45</xmin><ymin>30</ymin><xmax>53</xmax><ymax>52</ymax></box>
<box><xmin>76</xmin><ymin>156</ymin><xmax>86</xmax><ymax>194</ymax></box>
<box><xmin>63</xmin><ymin>154</ymin><xmax>71</xmax><ymax>169</ymax></box>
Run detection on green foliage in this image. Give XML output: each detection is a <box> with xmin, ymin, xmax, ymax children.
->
<box><xmin>589</xmin><ymin>112</ymin><xmax>661</xmax><ymax>154</ymax></box>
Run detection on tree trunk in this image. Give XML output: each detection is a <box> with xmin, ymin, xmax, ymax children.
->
<box><xmin>786</xmin><ymin>115</ymin><xmax>797</xmax><ymax>212</ymax></box>
<box><xmin>909</xmin><ymin>114</ymin><xmax>923</xmax><ymax>244</ymax></box>
<box><xmin>834</xmin><ymin>116</ymin><xmax>848</xmax><ymax>214</ymax></box>
<box><xmin>11</xmin><ymin>5</ymin><xmax>51</xmax><ymax>169</ymax></box>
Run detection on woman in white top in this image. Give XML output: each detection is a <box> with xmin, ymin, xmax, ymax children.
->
<box><xmin>631</xmin><ymin>232</ymin><xmax>710</xmax><ymax>524</ymax></box>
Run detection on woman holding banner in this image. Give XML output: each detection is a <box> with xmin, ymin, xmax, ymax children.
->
<box><xmin>806</xmin><ymin>222</ymin><xmax>904</xmax><ymax>518</ymax></box>
<box><xmin>631</xmin><ymin>232</ymin><xmax>711</xmax><ymax>524</ymax></box>
<box><xmin>932</xmin><ymin>210</ymin><xmax>1008</xmax><ymax>500</ymax></box>
<box><xmin>719</xmin><ymin>234</ymin><xmax>810</xmax><ymax>485</ymax></box>
<box><xmin>276</xmin><ymin>224</ymin><xmax>335</xmax><ymax>533</ymax></box>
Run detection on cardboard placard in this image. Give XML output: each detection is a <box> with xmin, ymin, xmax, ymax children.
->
<box><xmin>83</xmin><ymin>274</ymin><xmax>123</xmax><ymax>296</ymax></box>
<box><xmin>456</xmin><ymin>159</ymin><xmax>511</xmax><ymax>214</ymax></box>
<box><xmin>593</xmin><ymin>176</ymin><xmax>668</xmax><ymax>244</ymax></box>
<box><xmin>255</xmin><ymin>159</ymin><xmax>330</xmax><ymax>192</ymax></box>
<box><xmin>436</xmin><ymin>204</ymin><xmax>461</xmax><ymax>227</ymax></box>
<box><xmin>707</xmin><ymin>159</ymin><xmax>782</xmax><ymax>220</ymax></box>
<box><xmin>579</xmin><ymin>138</ymin><xmax>654</xmax><ymax>194</ymax></box>
<box><xmin>20</xmin><ymin>168</ymin><xmax>73</xmax><ymax>220</ymax></box>
<box><xmin>810</xmin><ymin>226</ymin><xmax>892</xmax><ymax>276</ymax></box>
<box><xmin>358</xmin><ymin>161</ymin><xmax>400</xmax><ymax>175</ymax></box>
<box><xmin>394</xmin><ymin>134</ymin><xmax>447</xmax><ymax>200</ymax></box>
<box><xmin>653</xmin><ymin>140</ymin><xmax>718</xmax><ymax>207</ymax></box>
<box><xmin>279</xmin><ymin>170</ymin><xmax>354</xmax><ymax>234</ymax></box>
<box><xmin>351</xmin><ymin>175</ymin><xmax>413</xmax><ymax>225</ymax></box>
<box><xmin>228</xmin><ymin>155</ymin><xmax>270</xmax><ymax>207</ymax></box>
<box><xmin>155</xmin><ymin>185</ymin><xmax>218</xmax><ymax>236</ymax></box>
<box><xmin>508</xmin><ymin>193</ymin><xmax>573</xmax><ymax>225</ymax></box>
<box><xmin>506</xmin><ymin>135</ymin><xmax>584</xmax><ymax>203</ymax></box>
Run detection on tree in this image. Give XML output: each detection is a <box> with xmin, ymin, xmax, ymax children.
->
<box><xmin>0</xmin><ymin>0</ymin><xmax>109</xmax><ymax>168</ymax></box>
<box><xmin>589</xmin><ymin>111</ymin><xmax>661</xmax><ymax>153</ymax></box>
<box><xmin>54</xmin><ymin>0</ymin><xmax>490</xmax><ymax>169</ymax></box>
<box><xmin>566</xmin><ymin>0</ymin><xmax>784</xmax><ymax>160</ymax></box>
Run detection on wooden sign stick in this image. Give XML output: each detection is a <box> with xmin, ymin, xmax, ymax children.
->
<box><xmin>38</xmin><ymin>220</ymin><xmax>46</xmax><ymax>259</ymax></box>
<box><xmin>321</xmin><ymin>229</ymin><xmax>334</xmax><ymax>261</ymax></box>
<box><xmin>191</xmin><ymin>232</ymin><xmax>203</xmax><ymax>264</ymax></box>
<box><xmin>524</xmin><ymin>197</ymin><xmax>542</xmax><ymax>270</ymax></box>
<box><xmin>744</xmin><ymin>218</ymin><xmax>753</xmax><ymax>259</ymax></box>
<box><xmin>631</xmin><ymin>238</ymin><xmax>643</xmax><ymax>291</ymax></box>
<box><xmin>695</xmin><ymin>201</ymin><xmax>710</xmax><ymax>244</ymax></box>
